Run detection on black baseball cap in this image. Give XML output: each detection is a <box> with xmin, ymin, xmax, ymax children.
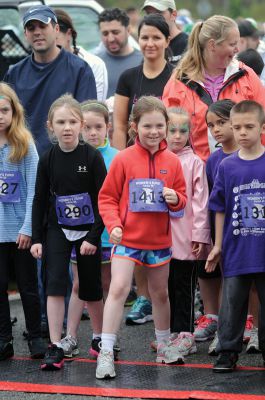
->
<box><xmin>238</xmin><ymin>20</ymin><xmax>261</xmax><ymax>38</ymax></box>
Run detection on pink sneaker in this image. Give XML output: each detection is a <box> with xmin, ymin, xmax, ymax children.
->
<box><xmin>243</xmin><ymin>315</ymin><xmax>254</xmax><ymax>343</ymax></box>
<box><xmin>194</xmin><ymin>315</ymin><xmax>217</xmax><ymax>341</ymax></box>
<box><xmin>171</xmin><ymin>332</ymin><xmax>197</xmax><ymax>356</ymax></box>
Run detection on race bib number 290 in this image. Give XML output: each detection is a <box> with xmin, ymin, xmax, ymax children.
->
<box><xmin>0</xmin><ymin>171</ymin><xmax>20</xmax><ymax>203</ymax></box>
<box><xmin>129</xmin><ymin>179</ymin><xmax>168</xmax><ymax>212</ymax></box>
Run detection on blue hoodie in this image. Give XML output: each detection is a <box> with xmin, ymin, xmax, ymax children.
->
<box><xmin>4</xmin><ymin>48</ymin><xmax>97</xmax><ymax>155</ymax></box>
<box><xmin>97</xmin><ymin>139</ymin><xmax>118</xmax><ymax>247</ymax></box>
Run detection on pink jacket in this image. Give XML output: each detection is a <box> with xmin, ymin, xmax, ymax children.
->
<box><xmin>170</xmin><ymin>147</ymin><xmax>211</xmax><ymax>260</ymax></box>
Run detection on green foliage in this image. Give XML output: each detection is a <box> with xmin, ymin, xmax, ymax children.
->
<box><xmin>99</xmin><ymin>0</ymin><xmax>265</xmax><ymax>20</ymax></box>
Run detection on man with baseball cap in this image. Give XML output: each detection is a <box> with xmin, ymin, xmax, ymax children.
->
<box><xmin>237</xmin><ymin>19</ymin><xmax>261</xmax><ymax>52</ymax></box>
<box><xmin>22</xmin><ymin>4</ymin><xmax>58</xmax><ymax>26</ymax></box>
<box><xmin>142</xmin><ymin>0</ymin><xmax>188</xmax><ymax>64</ymax></box>
<box><xmin>4</xmin><ymin>5</ymin><xmax>97</xmax><ymax>155</ymax></box>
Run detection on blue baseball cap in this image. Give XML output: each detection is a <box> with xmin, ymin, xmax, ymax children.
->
<box><xmin>23</xmin><ymin>5</ymin><xmax>58</xmax><ymax>28</ymax></box>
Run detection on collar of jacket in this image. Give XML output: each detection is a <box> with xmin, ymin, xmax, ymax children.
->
<box><xmin>179</xmin><ymin>59</ymin><xmax>247</xmax><ymax>107</ymax></box>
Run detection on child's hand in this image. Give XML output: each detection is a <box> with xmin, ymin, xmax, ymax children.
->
<box><xmin>110</xmin><ymin>227</ymin><xmax>123</xmax><ymax>244</ymax></box>
<box><xmin>163</xmin><ymin>187</ymin><xmax>179</xmax><ymax>205</ymax></box>
<box><xmin>30</xmin><ymin>243</ymin><xmax>42</xmax><ymax>259</ymax></box>
<box><xmin>80</xmin><ymin>241</ymin><xmax>97</xmax><ymax>256</ymax></box>
<box><xmin>205</xmin><ymin>245</ymin><xmax>221</xmax><ymax>273</ymax></box>
<box><xmin>192</xmin><ymin>242</ymin><xmax>205</xmax><ymax>259</ymax></box>
<box><xmin>16</xmin><ymin>234</ymin><xmax>31</xmax><ymax>249</ymax></box>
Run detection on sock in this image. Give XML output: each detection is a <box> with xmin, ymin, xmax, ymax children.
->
<box><xmin>155</xmin><ymin>328</ymin><xmax>170</xmax><ymax>346</ymax></box>
<box><xmin>101</xmin><ymin>333</ymin><xmax>116</xmax><ymax>353</ymax></box>
<box><xmin>206</xmin><ymin>314</ymin><xmax>218</xmax><ymax>321</ymax></box>
<box><xmin>93</xmin><ymin>333</ymin><xmax>102</xmax><ymax>339</ymax></box>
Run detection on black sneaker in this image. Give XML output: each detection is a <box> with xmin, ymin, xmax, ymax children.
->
<box><xmin>213</xmin><ymin>351</ymin><xmax>238</xmax><ymax>373</ymax></box>
<box><xmin>28</xmin><ymin>337</ymin><xmax>46</xmax><ymax>359</ymax></box>
<box><xmin>41</xmin><ymin>344</ymin><xmax>64</xmax><ymax>370</ymax></box>
<box><xmin>89</xmin><ymin>337</ymin><xmax>101</xmax><ymax>359</ymax></box>
<box><xmin>89</xmin><ymin>338</ymin><xmax>119</xmax><ymax>361</ymax></box>
<box><xmin>0</xmin><ymin>340</ymin><xmax>14</xmax><ymax>361</ymax></box>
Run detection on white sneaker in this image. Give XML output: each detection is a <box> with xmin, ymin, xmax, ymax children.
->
<box><xmin>171</xmin><ymin>332</ymin><xmax>197</xmax><ymax>356</ymax></box>
<box><xmin>60</xmin><ymin>335</ymin><xmax>79</xmax><ymax>358</ymax></box>
<box><xmin>208</xmin><ymin>332</ymin><xmax>219</xmax><ymax>356</ymax></box>
<box><xmin>96</xmin><ymin>349</ymin><xmax>116</xmax><ymax>379</ymax></box>
<box><xmin>156</xmin><ymin>339</ymin><xmax>185</xmax><ymax>364</ymax></box>
<box><xmin>246</xmin><ymin>328</ymin><xmax>260</xmax><ymax>354</ymax></box>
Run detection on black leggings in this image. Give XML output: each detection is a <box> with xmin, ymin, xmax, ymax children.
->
<box><xmin>0</xmin><ymin>243</ymin><xmax>41</xmax><ymax>341</ymax></box>
<box><xmin>168</xmin><ymin>259</ymin><xmax>198</xmax><ymax>333</ymax></box>
<box><xmin>45</xmin><ymin>228</ymin><xmax>103</xmax><ymax>301</ymax></box>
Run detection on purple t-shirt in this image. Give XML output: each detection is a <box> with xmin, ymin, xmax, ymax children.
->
<box><xmin>206</xmin><ymin>148</ymin><xmax>232</xmax><ymax>238</ymax></box>
<box><xmin>206</xmin><ymin>148</ymin><xmax>230</xmax><ymax>193</ymax></box>
<box><xmin>209</xmin><ymin>151</ymin><xmax>265</xmax><ymax>277</ymax></box>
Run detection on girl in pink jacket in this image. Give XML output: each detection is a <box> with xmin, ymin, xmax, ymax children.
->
<box><xmin>166</xmin><ymin>107</ymin><xmax>211</xmax><ymax>363</ymax></box>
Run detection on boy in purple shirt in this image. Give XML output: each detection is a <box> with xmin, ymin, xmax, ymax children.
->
<box><xmin>206</xmin><ymin>100</ymin><xmax>265</xmax><ymax>372</ymax></box>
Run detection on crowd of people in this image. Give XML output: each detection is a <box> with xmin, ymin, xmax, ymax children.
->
<box><xmin>0</xmin><ymin>0</ymin><xmax>265</xmax><ymax>383</ymax></box>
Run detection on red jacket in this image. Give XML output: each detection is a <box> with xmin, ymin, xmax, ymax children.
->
<box><xmin>163</xmin><ymin>60</ymin><xmax>265</xmax><ymax>161</ymax></box>
<box><xmin>98</xmin><ymin>138</ymin><xmax>187</xmax><ymax>250</ymax></box>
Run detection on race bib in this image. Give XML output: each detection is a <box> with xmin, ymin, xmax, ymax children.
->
<box><xmin>129</xmin><ymin>179</ymin><xmax>168</xmax><ymax>212</ymax></box>
<box><xmin>56</xmin><ymin>193</ymin><xmax>94</xmax><ymax>226</ymax></box>
<box><xmin>241</xmin><ymin>193</ymin><xmax>265</xmax><ymax>228</ymax></box>
<box><xmin>0</xmin><ymin>171</ymin><xmax>20</xmax><ymax>203</ymax></box>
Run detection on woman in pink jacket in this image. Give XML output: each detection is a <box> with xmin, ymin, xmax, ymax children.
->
<box><xmin>166</xmin><ymin>107</ymin><xmax>211</xmax><ymax>363</ymax></box>
<box><xmin>162</xmin><ymin>15</ymin><xmax>265</xmax><ymax>162</ymax></box>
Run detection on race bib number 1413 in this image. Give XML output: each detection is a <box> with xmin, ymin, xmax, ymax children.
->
<box><xmin>129</xmin><ymin>179</ymin><xmax>168</xmax><ymax>212</ymax></box>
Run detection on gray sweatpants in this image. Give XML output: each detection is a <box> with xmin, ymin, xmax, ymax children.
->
<box><xmin>217</xmin><ymin>273</ymin><xmax>265</xmax><ymax>353</ymax></box>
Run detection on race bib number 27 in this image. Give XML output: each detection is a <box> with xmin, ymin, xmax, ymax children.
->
<box><xmin>0</xmin><ymin>171</ymin><xmax>20</xmax><ymax>203</ymax></box>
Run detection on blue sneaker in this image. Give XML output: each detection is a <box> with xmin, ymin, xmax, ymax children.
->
<box><xmin>125</xmin><ymin>296</ymin><xmax>153</xmax><ymax>325</ymax></box>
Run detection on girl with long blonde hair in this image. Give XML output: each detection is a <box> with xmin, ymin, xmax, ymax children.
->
<box><xmin>0</xmin><ymin>82</ymin><xmax>45</xmax><ymax>361</ymax></box>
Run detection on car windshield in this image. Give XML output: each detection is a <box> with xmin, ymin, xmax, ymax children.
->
<box><xmin>0</xmin><ymin>7</ymin><xmax>25</xmax><ymax>43</ymax></box>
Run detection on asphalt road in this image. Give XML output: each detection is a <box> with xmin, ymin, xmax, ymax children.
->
<box><xmin>0</xmin><ymin>297</ymin><xmax>263</xmax><ymax>400</ymax></box>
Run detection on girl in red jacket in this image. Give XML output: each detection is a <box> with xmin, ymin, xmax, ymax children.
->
<box><xmin>96</xmin><ymin>96</ymin><xmax>187</xmax><ymax>379</ymax></box>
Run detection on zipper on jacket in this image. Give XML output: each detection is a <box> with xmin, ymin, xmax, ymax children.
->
<box><xmin>217</xmin><ymin>69</ymin><xmax>246</xmax><ymax>99</ymax></box>
<box><xmin>149</xmin><ymin>154</ymin><xmax>156</xmax><ymax>178</ymax></box>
